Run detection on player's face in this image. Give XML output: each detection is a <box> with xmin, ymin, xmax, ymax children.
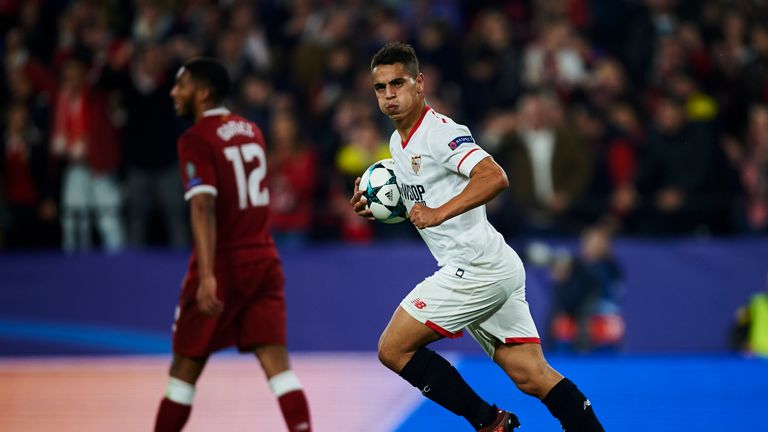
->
<box><xmin>170</xmin><ymin>70</ymin><xmax>196</xmax><ymax>117</ymax></box>
<box><xmin>372</xmin><ymin>63</ymin><xmax>424</xmax><ymax>122</ymax></box>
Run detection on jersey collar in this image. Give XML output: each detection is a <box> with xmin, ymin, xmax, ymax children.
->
<box><xmin>202</xmin><ymin>107</ymin><xmax>230</xmax><ymax>117</ymax></box>
<box><xmin>401</xmin><ymin>105</ymin><xmax>431</xmax><ymax>149</ymax></box>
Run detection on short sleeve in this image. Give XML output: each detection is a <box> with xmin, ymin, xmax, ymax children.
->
<box><xmin>178</xmin><ymin>132</ymin><xmax>218</xmax><ymax>200</ymax></box>
<box><xmin>427</xmin><ymin>125</ymin><xmax>490</xmax><ymax>177</ymax></box>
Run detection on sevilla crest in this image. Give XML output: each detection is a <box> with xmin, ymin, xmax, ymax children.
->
<box><xmin>411</xmin><ymin>154</ymin><xmax>422</xmax><ymax>175</ymax></box>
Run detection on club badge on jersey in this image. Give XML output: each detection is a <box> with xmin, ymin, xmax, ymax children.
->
<box><xmin>411</xmin><ymin>154</ymin><xmax>422</xmax><ymax>175</ymax></box>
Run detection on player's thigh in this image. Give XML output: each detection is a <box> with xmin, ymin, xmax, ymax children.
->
<box><xmin>169</xmin><ymin>353</ymin><xmax>209</xmax><ymax>384</ymax></box>
<box><xmin>467</xmin><ymin>275</ymin><xmax>540</xmax><ymax>358</ymax></box>
<box><xmin>378</xmin><ymin>306</ymin><xmax>443</xmax><ymax>371</ymax></box>
<box><xmin>237</xmin><ymin>260</ymin><xmax>288</xmax><ymax>349</ymax></box>
<box><xmin>254</xmin><ymin>344</ymin><xmax>291</xmax><ymax>378</ymax></box>
<box><xmin>400</xmin><ymin>271</ymin><xmax>509</xmax><ymax>340</ymax></box>
<box><xmin>172</xmin><ymin>270</ymin><xmax>241</xmax><ymax>357</ymax></box>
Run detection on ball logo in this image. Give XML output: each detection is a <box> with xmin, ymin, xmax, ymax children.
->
<box><xmin>411</xmin><ymin>154</ymin><xmax>422</xmax><ymax>175</ymax></box>
<box><xmin>411</xmin><ymin>298</ymin><xmax>427</xmax><ymax>309</ymax></box>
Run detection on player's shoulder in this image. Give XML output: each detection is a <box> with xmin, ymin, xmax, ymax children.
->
<box><xmin>425</xmin><ymin>108</ymin><xmax>474</xmax><ymax>146</ymax></box>
<box><xmin>188</xmin><ymin>112</ymin><xmax>264</xmax><ymax>143</ymax></box>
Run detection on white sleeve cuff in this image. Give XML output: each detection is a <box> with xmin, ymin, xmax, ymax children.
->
<box><xmin>184</xmin><ymin>185</ymin><xmax>217</xmax><ymax>200</ymax></box>
<box><xmin>456</xmin><ymin>148</ymin><xmax>490</xmax><ymax>177</ymax></box>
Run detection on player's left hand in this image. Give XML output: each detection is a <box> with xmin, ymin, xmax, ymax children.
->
<box><xmin>409</xmin><ymin>203</ymin><xmax>445</xmax><ymax>229</ymax></box>
<box><xmin>197</xmin><ymin>275</ymin><xmax>224</xmax><ymax>316</ymax></box>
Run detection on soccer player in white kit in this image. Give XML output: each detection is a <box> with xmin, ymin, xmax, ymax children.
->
<box><xmin>351</xmin><ymin>43</ymin><xmax>604</xmax><ymax>432</ymax></box>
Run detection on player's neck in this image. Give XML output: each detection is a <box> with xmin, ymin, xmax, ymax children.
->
<box><xmin>194</xmin><ymin>102</ymin><xmax>219</xmax><ymax>122</ymax></box>
<box><xmin>395</xmin><ymin>101</ymin><xmax>428</xmax><ymax>141</ymax></box>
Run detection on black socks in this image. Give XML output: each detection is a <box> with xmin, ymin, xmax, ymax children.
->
<box><xmin>542</xmin><ymin>378</ymin><xmax>605</xmax><ymax>432</ymax></box>
<box><xmin>399</xmin><ymin>347</ymin><xmax>497</xmax><ymax>430</ymax></box>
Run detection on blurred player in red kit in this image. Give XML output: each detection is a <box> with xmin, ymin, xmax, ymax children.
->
<box><xmin>154</xmin><ymin>58</ymin><xmax>311</xmax><ymax>432</ymax></box>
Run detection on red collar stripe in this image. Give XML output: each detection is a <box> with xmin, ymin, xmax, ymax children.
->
<box><xmin>401</xmin><ymin>105</ymin><xmax>431</xmax><ymax>148</ymax></box>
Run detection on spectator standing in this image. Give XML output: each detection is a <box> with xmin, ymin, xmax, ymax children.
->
<box><xmin>495</xmin><ymin>93</ymin><xmax>592</xmax><ymax>236</ymax></box>
<box><xmin>620</xmin><ymin>96</ymin><xmax>718</xmax><ymax>234</ymax></box>
<box><xmin>51</xmin><ymin>55</ymin><xmax>123</xmax><ymax>252</ymax></box>
<box><xmin>267</xmin><ymin>110</ymin><xmax>317</xmax><ymax>247</ymax></box>
<box><xmin>0</xmin><ymin>103</ymin><xmax>57</xmax><ymax>248</ymax></box>
<box><xmin>106</xmin><ymin>43</ymin><xmax>188</xmax><ymax>248</ymax></box>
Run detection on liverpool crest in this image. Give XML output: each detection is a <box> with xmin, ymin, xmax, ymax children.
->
<box><xmin>411</xmin><ymin>154</ymin><xmax>422</xmax><ymax>175</ymax></box>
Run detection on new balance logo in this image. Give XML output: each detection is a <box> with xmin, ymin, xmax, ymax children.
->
<box><xmin>411</xmin><ymin>298</ymin><xmax>427</xmax><ymax>309</ymax></box>
<box><xmin>583</xmin><ymin>399</ymin><xmax>591</xmax><ymax>410</ymax></box>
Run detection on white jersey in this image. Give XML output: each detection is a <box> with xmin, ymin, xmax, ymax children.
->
<box><xmin>390</xmin><ymin>105</ymin><xmax>521</xmax><ymax>281</ymax></box>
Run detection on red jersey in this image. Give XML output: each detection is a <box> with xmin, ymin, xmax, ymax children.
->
<box><xmin>177</xmin><ymin>108</ymin><xmax>278</xmax><ymax>270</ymax></box>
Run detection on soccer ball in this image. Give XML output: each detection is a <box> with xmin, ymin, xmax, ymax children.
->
<box><xmin>359</xmin><ymin>158</ymin><xmax>408</xmax><ymax>224</ymax></box>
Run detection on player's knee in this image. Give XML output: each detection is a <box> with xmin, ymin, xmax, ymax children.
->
<box><xmin>377</xmin><ymin>342</ymin><xmax>397</xmax><ymax>370</ymax></box>
<box><xmin>169</xmin><ymin>354</ymin><xmax>207</xmax><ymax>384</ymax></box>
<box><xmin>377</xmin><ymin>338</ymin><xmax>406</xmax><ymax>372</ymax></box>
<box><xmin>503</xmin><ymin>361</ymin><xmax>551</xmax><ymax>398</ymax></box>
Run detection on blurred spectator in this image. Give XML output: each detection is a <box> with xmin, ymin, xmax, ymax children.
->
<box><xmin>724</xmin><ymin>105</ymin><xmax>768</xmax><ymax>234</ymax></box>
<box><xmin>0</xmin><ymin>103</ymin><xmax>57</xmax><ymax>248</ymax></box>
<box><xmin>623</xmin><ymin>0</ymin><xmax>679</xmax><ymax>88</ymax></box>
<box><xmin>229</xmin><ymin>2</ymin><xmax>272</xmax><ymax>74</ymax></box>
<box><xmin>216</xmin><ymin>29</ymin><xmax>255</xmax><ymax>87</ymax></box>
<box><xmin>413</xmin><ymin>20</ymin><xmax>459</xmax><ymax>85</ymax></box>
<box><xmin>2</xmin><ymin>0</ymin><xmax>768</xmax><ymax>248</ymax></box>
<box><xmin>105</xmin><ymin>42</ymin><xmax>188</xmax><ymax>248</ymax></box>
<box><xmin>52</xmin><ymin>55</ymin><xmax>123</xmax><ymax>252</ymax></box>
<box><xmin>731</xmin><ymin>276</ymin><xmax>768</xmax><ymax>357</ymax></box>
<box><xmin>461</xmin><ymin>9</ymin><xmax>520</xmax><ymax>124</ymax></box>
<box><xmin>267</xmin><ymin>110</ymin><xmax>317</xmax><ymax>247</ymax></box>
<box><xmin>332</xmin><ymin>118</ymin><xmax>390</xmax><ymax>243</ymax></box>
<box><xmin>741</xmin><ymin>24</ymin><xmax>768</xmax><ymax>107</ymax></box>
<box><xmin>570</xmin><ymin>104</ymin><xmax>638</xmax><ymax>229</ymax></box>
<box><xmin>521</xmin><ymin>18</ymin><xmax>588</xmax><ymax>96</ymax></box>
<box><xmin>131</xmin><ymin>1</ymin><xmax>172</xmax><ymax>44</ymax></box>
<box><xmin>494</xmin><ymin>93</ymin><xmax>592</xmax><ymax>236</ymax></box>
<box><xmin>584</xmin><ymin>57</ymin><xmax>636</xmax><ymax>115</ymax></box>
<box><xmin>618</xmin><ymin>96</ymin><xmax>718</xmax><ymax>234</ymax></box>
<box><xmin>547</xmin><ymin>225</ymin><xmax>625</xmax><ymax>353</ymax></box>
<box><xmin>235</xmin><ymin>72</ymin><xmax>273</xmax><ymax>129</ymax></box>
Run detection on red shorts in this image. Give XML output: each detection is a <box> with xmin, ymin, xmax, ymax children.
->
<box><xmin>172</xmin><ymin>258</ymin><xmax>286</xmax><ymax>357</ymax></box>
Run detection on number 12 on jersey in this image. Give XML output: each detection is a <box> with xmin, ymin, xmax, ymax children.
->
<box><xmin>224</xmin><ymin>143</ymin><xmax>269</xmax><ymax>209</ymax></box>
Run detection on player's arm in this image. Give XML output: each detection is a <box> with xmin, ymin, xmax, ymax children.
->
<box><xmin>189</xmin><ymin>193</ymin><xmax>224</xmax><ymax>316</ymax></box>
<box><xmin>410</xmin><ymin>156</ymin><xmax>508</xmax><ymax>229</ymax></box>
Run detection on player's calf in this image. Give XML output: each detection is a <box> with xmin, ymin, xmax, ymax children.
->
<box><xmin>269</xmin><ymin>370</ymin><xmax>311</xmax><ymax>432</ymax></box>
<box><xmin>543</xmin><ymin>378</ymin><xmax>605</xmax><ymax>432</ymax></box>
<box><xmin>154</xmin><ymin>377</ymin><xmax>195</xmax><ymax>432</ymax></box>
<box><xmin>398</xmin><ymin>347</ymin><xmax>515</xmax><ymax>431</ymax></box>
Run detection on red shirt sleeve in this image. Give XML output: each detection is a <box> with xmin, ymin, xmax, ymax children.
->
<box><xmin>178</xmin><ymin>131</ymin><xmax>218</xmax><ymax>201</ymax></box>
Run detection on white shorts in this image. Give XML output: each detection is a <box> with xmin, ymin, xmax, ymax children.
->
<box><xmin>400</xmin><ymin>266</ymin><xmax>540</xmax><ymax>357</ymax></box>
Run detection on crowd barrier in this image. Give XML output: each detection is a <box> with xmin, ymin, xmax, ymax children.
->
<box><xmin>1</xmin><ymin>238</ymin><xmax>766</xmax><ymax>355</ymax></box>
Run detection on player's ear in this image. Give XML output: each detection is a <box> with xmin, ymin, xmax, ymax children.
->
<box><xmin>196</xmin><ymin>86</ymin><xmax>211</xmax><ymax>104</ymax></box>
<box><xmin>416</xmin><ymin>72</ymin><xmax>424</xmax><ymax>95</ymax></box>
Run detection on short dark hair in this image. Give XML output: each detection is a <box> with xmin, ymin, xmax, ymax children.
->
<box><xmin>370</xmin><ymin>42</ymin><xmax>419</xmax><ymax>77</ymax></box>
<box><xmin>183</xmin><ymin>57</ymin><xmax>231</xmax><ymax>103</ymax></box>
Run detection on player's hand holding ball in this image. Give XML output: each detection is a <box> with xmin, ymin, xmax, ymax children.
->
<box><xmin>351</xmin><ymin>177</ymin><xmax>374</xmax><ymax>220</ymax></box>
<box><xmin>354</xmin><ymin>159</ymin><xmax>408</xmax><ymax>224</ymax></box>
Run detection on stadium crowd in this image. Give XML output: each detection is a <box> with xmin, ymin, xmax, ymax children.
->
<box><xmin>1</xmin><ymin>0</ymin><xmax>767</xmax><ymax>251</ymax></box>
